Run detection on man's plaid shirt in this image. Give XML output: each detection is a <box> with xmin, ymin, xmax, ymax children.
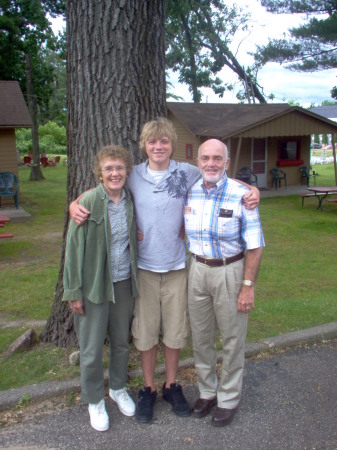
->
<box><xmin>184</xmin><ymin>174</ymin><xmax>265</xmax><ymax>258</ymax></box>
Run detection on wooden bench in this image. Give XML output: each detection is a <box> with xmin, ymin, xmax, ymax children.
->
<box><xmin>299</xmin><ymin>193</ymin><xmax>316</xmax><ymax>206</ymax></box>
<box><xmin>0</xmin><ymin>232</ymin><xmax>14</xmax><ymax>239</ymax></box>
<box><xmin>0</xmin><ymin>213</ymin><xmax>13</xmax><ymax>238</ymax></box>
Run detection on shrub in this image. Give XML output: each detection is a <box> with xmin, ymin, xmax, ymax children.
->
<box><xmin>39</xmin><ymin>121</ymin><xmax>66</xmax><ymax>146</ymax></box>
<box><xmin>15</xmin><ymin>129</ymin><xmax>33</xmax><ymax>154</ymax></box>
<box><xmin>16</xmin><ymin>122</ymin><xmax>67</xmax><ymax>155</ymax></box>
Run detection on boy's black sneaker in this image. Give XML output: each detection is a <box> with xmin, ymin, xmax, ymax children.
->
<box><xmin>136</xmin><ymin>387</ymin><xmax>157</xmax><ymax>423</ymax></box>
<box><xmin>162</xmin><ymin>382</ymin><xmax>190</xmax><ymax>417</ymax></box>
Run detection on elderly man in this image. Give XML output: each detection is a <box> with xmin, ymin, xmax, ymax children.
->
<box><xmin>184</xmin><ymin>139</ymin><xmax>264</xmax><ymax>427</ymax></box>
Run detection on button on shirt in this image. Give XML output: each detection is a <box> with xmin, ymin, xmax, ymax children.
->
<box><xmin>107</xmin><ymin>190</ymin><xmax>131</xmax><ymax>282</ymax></box>
<box><xmin>184</xmin><ymin>175</ymin><xmax>265</xmax><ymax>258</ymax></box>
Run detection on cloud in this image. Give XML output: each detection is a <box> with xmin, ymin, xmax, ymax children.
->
<box><xmin>170</xmin><ymin>2</ymin><xmax>335</xmax><ymax>106</ymax></box>
<box><xmin>258</xmin><ymin>65</ymin><xmax>336</xmax><ymax>106</ymax></box>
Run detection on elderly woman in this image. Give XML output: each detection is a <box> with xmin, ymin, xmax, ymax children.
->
<box><xmin>63</xmin><ymin>145</ymin><xmax>138</xmax><ymax>432</ymax></box>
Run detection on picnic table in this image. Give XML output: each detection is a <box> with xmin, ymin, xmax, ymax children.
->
<box><xmin>0</xmin><ymin>214</ymin><xmax>14</xmax><ymax>239</ymax></box>
<box><xmin>306</xmin><ymin>186</ymin><xmax>337</xmax><ymax>210</ymax></box>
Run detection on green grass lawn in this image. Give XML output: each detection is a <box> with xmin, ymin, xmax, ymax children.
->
<box><xmin>0</xmin><ymin>161</ymin><xmax>336</xmax><ymax>391</ymax></box>
<box><xmin>311</xmin><ymin>161</ymin><xmax>337</xmax><ymax>186</ymax></box>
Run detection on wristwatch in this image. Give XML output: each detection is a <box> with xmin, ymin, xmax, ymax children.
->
<box><xmin>242</xmin><ymin>279</ymin><xmax>255</xmax><ymax>287</ymax></box>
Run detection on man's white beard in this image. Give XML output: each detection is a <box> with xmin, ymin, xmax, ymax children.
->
<box><xmin>202</xmin><ymin>169</ymin><xmax>225</xmax><ymax>185</ymax></box>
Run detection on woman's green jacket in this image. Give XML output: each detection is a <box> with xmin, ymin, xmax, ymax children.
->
<box><xmin>63</xmin><ymin>183</ymin><xmax>139</xmax><ymax>303</ymax></box>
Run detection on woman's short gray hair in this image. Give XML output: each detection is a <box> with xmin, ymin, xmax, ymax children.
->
<box><xmin>93</xmin><ymin>145</ymin><xmax>132</xmax><ymax>181</ymax></box>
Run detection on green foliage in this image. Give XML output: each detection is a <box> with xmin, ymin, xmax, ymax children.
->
<box><xmin>321</xmin><ymin>100</ymin><xmax>337</xmax><ymax>106</ymax></box>
<box><xmin>331</xmin><ymin>87</ymin><xmax>337</xmax><ymax>100</ymax></box>
<box><xmin>260</xmin><ymin>1</ymin><xmax>334</xmax><ymax>14</ymax></box>
<box><xmin>39</xmin><ymin>121</ymin><xmax>66</xmax><ymax>145</ymax></box>
<box><xmin>65</xmin><ymin>391</ymin><xmax>77</xmax><ymax>407</ymax></box>
<box><xmin>256</xmin><ymin>1</ymin><xmax>337</xmax><ymax>97</ymax></box>
<box><xmin>18</xmin><ymin>393</ymin><xmax>31</xmax><ymax>407</ymax></box>
<box><xmin>16</xmin><ymin>121</ymin><xmax>67</xmax><ymax>154</ymax></box>
<box><xmin>0</xmin><ymin>1</ymin><xmax>66</xmax><ymax>128</ymax></box>
<box><xmin>0</xmin><ymin>1</ymin><xmax>57</xmax><ymax>102</ymax></box>
<box><xmin>43</xmin><ymin>47</ymin><xmax>67</xmax><ymax>126</ymax></box>
<box><xmin>15</xmin><ymin>128</ymin><xmax>33</xmax><ymax>153</ymax></box>
<box><xmin>39</xmin><ymin>121</ymin><xmax>67</xmax><ymax>153</ymax></box>
<box><xmin>287</xmin><ymin>99</ymin><xmax>301</xmax><ymax>107</ymax></box>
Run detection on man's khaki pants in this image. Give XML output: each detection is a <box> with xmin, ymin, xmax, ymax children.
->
<box><xmin>188</xmin><ymin>257</ymin><xmax>247</xmax><ymax>409</ymax></box>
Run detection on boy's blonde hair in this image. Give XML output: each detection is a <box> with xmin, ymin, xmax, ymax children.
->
<box><xmin>139</xmin><ymin>117</ymin><xmax>177</xmax><ymax>157</ymax></box>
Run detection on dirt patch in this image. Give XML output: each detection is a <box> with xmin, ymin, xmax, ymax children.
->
<box><xmin>0</xmin><ymin>319</ymin><xmax>46</xmax><ymax>329</ymax></box>
<box><xmin>0</xmin><ymin>393</ymin><xmax>81</xmax><ymax>428</ymax></box>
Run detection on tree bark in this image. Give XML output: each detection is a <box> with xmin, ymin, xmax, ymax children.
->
<box><xmin>41</xmin><ymin>0</ymin><xmax>167</xmax><ymax>346</ymax></box>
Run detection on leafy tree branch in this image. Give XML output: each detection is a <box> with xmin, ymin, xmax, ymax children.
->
<box><xmin>256</xmin><ymin>0</ymin><xmax>337</xmax><ymax>99</ymax></box>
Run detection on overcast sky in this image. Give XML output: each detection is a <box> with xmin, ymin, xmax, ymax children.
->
<box><xmin>51</xmin><ymin>1</ymin><xmax>335</xmax><ymax>107</ymax></box>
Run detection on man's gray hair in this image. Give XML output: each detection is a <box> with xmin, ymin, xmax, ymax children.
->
<box><xmin>197</xmin><ymin>139</ymin><xmax>229</xmax><ymax>160</ymax></box>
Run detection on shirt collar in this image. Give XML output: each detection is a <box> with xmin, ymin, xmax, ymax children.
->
<box><xmin>145</xmin><ymin>159</ymin><xmax>179</xmax><ymax>172</ymax></box>
<box><xmin>100</xmin><ymin>183</ymin><xmax>126</xmax><ymax>203</ymax></box>
<box><xmin>200</xmin><ymin>173</ymin><xmax>228</xmax><ymax>192</ymax></box>
<box><xmin>139</xmin><ymin>159</ymin><xmax>178</xmax><ymax>174</ymax></box>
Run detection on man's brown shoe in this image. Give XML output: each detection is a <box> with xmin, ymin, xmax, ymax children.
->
<box><xmin>191</xmin><ymin>397</ymin><xmax>217</xmax><ymax>418</ymax></box>
<box><xmin>211</xmin><ymin>406</ymin><xmax>238</xmax><ymax>427</ymax></box>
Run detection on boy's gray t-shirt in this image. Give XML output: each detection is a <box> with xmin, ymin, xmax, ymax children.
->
<box><xmin>127</xmin><ymin>160</ymin><xmax>200</xmax><ymax>272</ymax></box>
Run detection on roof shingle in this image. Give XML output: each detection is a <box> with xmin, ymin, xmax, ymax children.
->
<box><xmin>0</xmin><ymin>81</ymin><xmax>33</xmax><ymax>128</ymax></box>
<box><xmin>167</xmin><ymin>102</ymin><xmax>294</xmax><ymax>137</ymax></box>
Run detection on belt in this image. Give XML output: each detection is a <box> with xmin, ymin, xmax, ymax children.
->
<box><xmin>193</xmin><ymin>252</ymin><xmax>244</xmax><ymax>267</ymax></box>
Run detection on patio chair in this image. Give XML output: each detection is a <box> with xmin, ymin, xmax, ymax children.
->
<box><xmin>40</xmin><ymin>156</ymin><xmax>49</xmax><ymax>167</ymax></box>
<box><xmin>46</xmin><ymin>156</ymin><xmax>56</xmax><ymax>166</ymax></box>
<box><xmin>0</xmin><ymin>172</ymin><xmax>19</xmax><ymax>209</ymax></box>
<box><xmin>235</xmin><ymin>167</ymin><xmax>258</xmax><ymax>187</ymax></box>
<box><xmin>23</xmin><ymin>156</ymin><xmax>32</xmax><ymax>165</ymax></box>
<box><xmin>299</xmin><ymin>166</ymin><xmax>316</xmax><ymax>187</ymax></box>
<box><xmin>270</xmin><ymin>168</ymin><xmax>286</xmax><ymax>190</ymax></box>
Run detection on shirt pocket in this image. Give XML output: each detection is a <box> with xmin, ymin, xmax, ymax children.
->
<box><xmin>217</xmin><ymin>216</ymin><xmax>237</xmax><ymax>240</ymax></box>
<box><xmin>88</xmin><ymin>213</ymin><xmax>104</xmax><ymax>225</ymax></box>
<box><xmin>87</xmin><ymin>214</ymin><xmax>105</xmax><ymax>241</ymax></box>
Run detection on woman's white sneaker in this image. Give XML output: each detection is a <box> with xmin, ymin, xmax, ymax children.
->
<box><xmin>109</xmin><ymin>387</ymin><xmax>136</xmax><ymax>417</ymax></box>
<box><xmin>88</xmin><ymin>399</ymin><xmax>109</xmax><ymax>431</ymax></box>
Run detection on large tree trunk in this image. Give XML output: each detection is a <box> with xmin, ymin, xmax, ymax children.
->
<box><xmin>41</xmin><ymin>0</ymin><xmax>167</xmax><ymax>346</ymax></box>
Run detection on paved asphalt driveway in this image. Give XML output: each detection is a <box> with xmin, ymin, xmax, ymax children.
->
<box><xmin>0</xmin><ymin>340</ymin><xmax>336</xmax><ymax>450</ymax></box>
